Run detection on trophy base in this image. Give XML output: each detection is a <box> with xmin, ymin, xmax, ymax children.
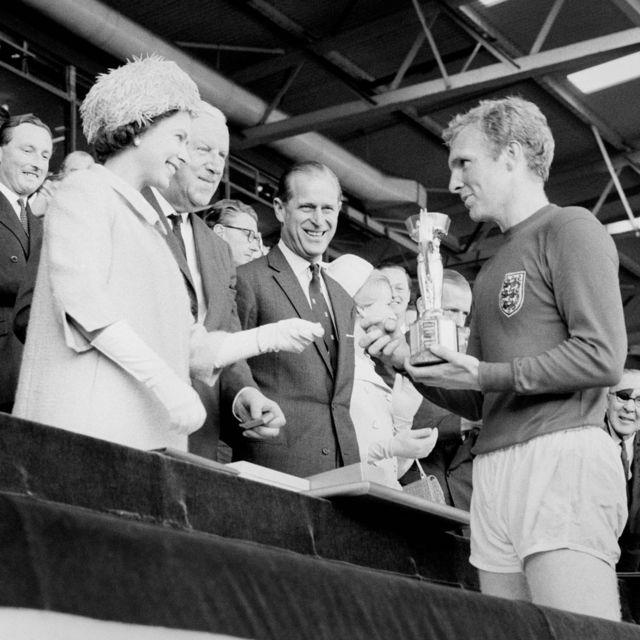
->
<box><xmin>409</xmin><ymin>315</ymin><xmax>459</xmax><ymax>366</ymax></box>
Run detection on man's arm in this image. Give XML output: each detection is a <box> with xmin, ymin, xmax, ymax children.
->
<box><xmin>409</xmin><ymin>215</ymin><xmax>625</xmax><ymax>398</ymax></box>
<box><xmin>359</xmin><ymin>318</ymin><xmax>483</xmax><ymax>421</ymax></box>
<box><xmin>219</xmin><ymin>263</ymin><xmax>286</xmax><ymax>437</ymax></box>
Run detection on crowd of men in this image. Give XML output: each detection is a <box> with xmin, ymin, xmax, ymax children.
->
<box><xmin>1</xmin><ymin>84</ymin><xmax>639</xmax><ymax>622</ymax></box>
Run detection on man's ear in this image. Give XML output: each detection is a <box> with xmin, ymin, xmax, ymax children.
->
<box><xmin>273</xmin><ymin>197</ymin><xmax>285</xmax><ymax>223</ymax></box>
<box><xmin>504</xmin><ymin>140</ymin><xmax>523</xmax><ymax>171</ymax></box>
<box><xmin>213</xmin><ymin>223</ymin><xmax>224</xmax><ymax>238</ymax></box>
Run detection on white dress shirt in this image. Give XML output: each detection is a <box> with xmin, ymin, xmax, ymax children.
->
<box><xmin>278</xmin><ymin>240</ymin><xmax>335</xmax><ymax>322</ymax></box>
<box><xmin>152</xmin><ymin>188</ymin><xmax>208</xmax><ymax>323</ymax></box>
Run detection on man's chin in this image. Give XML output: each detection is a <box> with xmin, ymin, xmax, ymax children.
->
<box><xmin>191</xmin><ymin>195</ymin><xmax>214</xmax><ymax>209</ymax></box>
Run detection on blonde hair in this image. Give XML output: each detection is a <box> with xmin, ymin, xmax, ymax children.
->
<box><xmin>443</xmin><ymin>96</ymin><xmax>555</xmax><ymax>182</ymax></box>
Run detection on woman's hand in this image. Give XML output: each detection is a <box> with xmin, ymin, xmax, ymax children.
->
<box><xmin>389</xmin><ymin>427</ymin><xmax>439</xmax><ymax>459</ymax></box>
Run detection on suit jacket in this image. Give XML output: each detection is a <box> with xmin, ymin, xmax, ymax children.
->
<box><xmin>0</xmin><ymin>192</ymin><xmax>41</xmax><ymax>408</ymax></box>
<box><xmin>231</xmin><ymin>245</ymin><xmax>360</xmax><ymax>477</ymax></box>
<box><xmin>618</xmin><ymin>432</ymin><xmax>640</xmax><ymax>571</ymax></box>
<box><xmin>144</xmin><ymin>188</ymin><xmax>257</xmax><ymax>458</ymax></box>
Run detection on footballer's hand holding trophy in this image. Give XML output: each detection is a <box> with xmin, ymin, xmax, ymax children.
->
<box><xmin>406</xmin><ymin>209</ymin><xmax>459</xmax><ymax>366</ymax></box>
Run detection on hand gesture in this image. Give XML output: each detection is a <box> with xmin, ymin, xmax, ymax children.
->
<box><xmin>150</xmin><ymin>371</ymin><xmax>206</xmax><ymax>435</ymax></box>
<box><xmin>358</xmin><ymin>315</ymin><xmax>410</xmax><ymax>370</ymax></box>
<box><xmin>258</xmin><ymin>318</ymin><xmax>324</xmax><ymax>353</ymax></box>
<box><xmin>404</xmin><ymin>344</ymin><xmax>480</xmax><ymax>390</ymax></box>
<box><xmin>389</xmin><ymin>427</ymin><xmax>439</xmax><ymax>460</ymax></box>
<box><xmin>234</xmin><ymin>387</ymin><xmax>286</xmax><ymax>440</ymax></box>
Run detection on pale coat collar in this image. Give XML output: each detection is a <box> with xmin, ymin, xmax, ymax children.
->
<box><xmin>93</xmin><ymin>164</ymin><xmax>166</xmax><ymax>231</ymax></box>
<box><xmin>149</xmin><ymin>187</ymin><xmax>187</xmax><ymax>225</ymax></box>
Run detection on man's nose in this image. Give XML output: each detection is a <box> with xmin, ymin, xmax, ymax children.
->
<box><xmin>310</xmin><ymin>207</ymin><xmax>323</xmax><ymax>223</ymax></box>
<box><xmin>449</xmin><ymin>170</ymin><xmax>463</xmax><ymax>194</ymax></box>
<box><xmin>208</xmin><ymin>153</ymin><xmax>225</xmax><ymax>174</ymax></box>
<box><xmin>178</xmin><ymin>145</ymin><xmax>190</xmax><ymax>165</ymax></box>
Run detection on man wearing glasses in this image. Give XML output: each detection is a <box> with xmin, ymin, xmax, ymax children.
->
<box><xmin>206</xmin><ymin>198</ymin><xmax>263</xmax><ymax>266</ymax></box>
<box><xmin>606</xmin><ymin>369</ymin><xmax>640</xmax><ymax>574</ymax></box>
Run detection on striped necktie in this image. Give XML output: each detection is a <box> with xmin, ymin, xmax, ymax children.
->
<box><xmin>168</xmin><ymin>213</ymin><xmax>187</xmax><ymax>256</ymax></box>
<box><xmin>309</xmin><ymin>263</ymin><xmax>337</xmax><ymax>371</ymax></box>
<box><xmin>17</xmin><ymin>198</ymin><xmax>29</xmax><ymax>236</ymax></box>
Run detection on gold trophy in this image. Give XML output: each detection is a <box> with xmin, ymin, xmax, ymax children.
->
<box><xmin>406</xmin><ymin>209</ymin><xmax>459</xmax><ymax>366</ymax></box>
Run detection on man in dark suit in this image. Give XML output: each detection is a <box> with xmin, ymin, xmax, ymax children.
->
<box><xmin>605</xmin><ymin>368</ymin><xmax>640</xmax><ymax>622</ymax></box>
<box><xmin>0</xmin><ymin>113</ymin><xmax>52</xmax><ymax>413</ymax></box>
<box><xmin>605</xmin><ymin>369</ymin><xmax>640</xmax><ymax>572</ymax></box>
<box><xmin>12</xmin><ymin>150</ymin><xmax>95</xmax><ymax>344</ymax></box>
<box><xmin>230</xmin><ymin>161</ymin><xmax>360</xmax><ymax>477</ymax></box>
<box><xmin>146</xmin><ymin>101</ymin><xmax>284</xmax><ymax>458</ymax></box>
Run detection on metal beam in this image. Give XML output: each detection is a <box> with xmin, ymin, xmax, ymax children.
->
<box><xmin>232</xmin><ymin>50</ymin><xmax>305</xmax><ymax>84</ymax></box>
<box><xmin>342</xmin><ymin>205</ymin><xmax>419</xmax><ymax>253</ymax></box>
<box><xmin>231</xmin><ymin>6</ymin><xmax>424</xmax><ymax>85</ymax></box>
<box><xmin>231</xmin><ymin>0</ymin><xmax>453</xmax><ymax>149</ymax></box>
<box><xmin>618</xmin><ymin>250</ymin><xmax>640</xmax><ymax>278</ymax></box>
<box><xmin>609</xmin><ymin>0</ymin><xmax>640</xmax><ymax>25</ymax></box>
<box><xmin>258</xmin><ymin>61</ymin><xmax>305</xmax><ymax>124</ymax></box>
<box><xmin>176</xmin><ymin>41</ymin><xmax>285</xmax><ymax>55</ymax></box>
<box><xmin>390</xmin><ymin>31</ymin><xmax>426</xmax><ymax>90</ymax></box>
<box><xmin>240</xmin><ymin>28</ymin><xmax>640</xmax><ymax>146</ymax></box>
<box><xmin>592</xmin><ymin>176</ymin><xmax>617</xmax><ymax>218</ymax></box>
<box><xmin>459</xmin><ymin>4</ymin><xmax>636</xmax><ymax>152</ymax></box>
<box><xmin>436</xmin><ymin>1</ymin><xmax>519</xmax><ymax>68</ymax></box>
<box><xmin>411</xmin><ymin>0</ymin><xmax>450</xmax><ymax>87</ymax></box>
<box><xmin>591</xmin><ymin>125</ymin><xmax>640</xmax><ymax>230</ymax></box>
<box><xmin>529</xmin><ymin>0</ymin><xmax>565</xmax><ymax>54</ymax></box>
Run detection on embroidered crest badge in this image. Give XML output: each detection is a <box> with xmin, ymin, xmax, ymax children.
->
<box><xmin>499</xmin><ymin>271</ymin><xmax>526</xmax><ymax>317</ymax></box>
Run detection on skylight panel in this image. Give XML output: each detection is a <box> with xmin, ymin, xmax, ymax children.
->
<box><xmin>567</xmin><ymin>52</ymin><xmax>640</xmax><ymax>94</ymax></box>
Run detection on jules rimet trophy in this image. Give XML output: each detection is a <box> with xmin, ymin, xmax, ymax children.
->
<box><xmin>406</xmin><ymin>209</ymin><xmax>459</xmax><ymax>366</ymax></box>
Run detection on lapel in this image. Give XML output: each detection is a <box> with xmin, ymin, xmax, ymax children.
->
<box><xmin>142</xmin><ymin>187</ymin><xmax>197</xmax><ymax>295</ymax></box>
<box><xmin>268</xmin><ymin>246</ymin><xmax>334</xmax><ymax>375</ymax></box>
<box><xmin>0</xmin><ymin>191</ymin><xmax>28</xmax><ymax>255</ymax></box>
<box><xmin>631</xmin><ymin>433</ymin><xmax>640</xmax><ymax>491</ymax></box>
<box><xmin>25</xmin><ymin>201</ymin><xmax>42</xmax><ymax>255</ymax></box>
<box><xmin>191</xmin><ymin>213</ymin><xmax>217</xmax><ymax>313</ymax></box>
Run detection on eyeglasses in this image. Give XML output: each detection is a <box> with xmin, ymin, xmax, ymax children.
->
<box><xmin>220</xmin><ymin>224</ymin><xmax>261</xmax><ymax>243</ymax></box>
<box><xmin>610</xmin><ymin>389</ymin><xmax>640</xmax><ymax>408</ymax></box>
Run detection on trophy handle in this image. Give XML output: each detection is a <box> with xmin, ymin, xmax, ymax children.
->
<box><xmin>427</xmin><ymin>235</ymin><xmax>444</xmax><ymax>312</ymax></box>
<box><xmin>416</xmin><ymin>254</ymin><xmax>429</xmax><ymax>309</ymax></box>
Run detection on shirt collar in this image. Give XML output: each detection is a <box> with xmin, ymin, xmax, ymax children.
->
<box><xmin>150</xmin><ymin>187</ymin><xmax>190</xmax><ymax>225</ymax></box>
<box><xmin>278</xmin><ymin>239</ymin><xmax>325</xmax><ymax>278</ymax></box>
<box><xmin>0</xmin><ymin>181</ymin><xmax>22</xmax><ymax>213</ymax></box>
